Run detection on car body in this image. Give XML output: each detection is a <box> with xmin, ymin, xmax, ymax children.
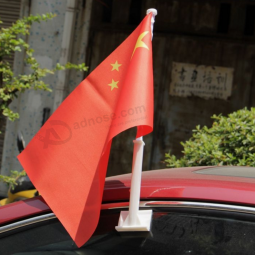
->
<box><xmin>1</xmin><ymin>166</ymin><xmax>255</xmax><ymax>254</ymax></box>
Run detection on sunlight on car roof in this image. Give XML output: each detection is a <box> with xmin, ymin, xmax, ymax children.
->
<box><xmin>195</xmin><ymin>166</ymin><xmax>255</xmax><ymax>179</ymax></box>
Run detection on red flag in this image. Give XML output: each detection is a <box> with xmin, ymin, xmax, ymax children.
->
<box><xmin>18</xmin><ymin>13</ymin><xmax>153</xmax><ymax>247</ymax></box>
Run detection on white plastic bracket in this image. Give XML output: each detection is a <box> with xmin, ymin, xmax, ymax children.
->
<box><xmin>115</xmin><ymin>138</ymin><xmax>152</xmax><ymax>232</ymax></box>
<box><xmin>115</xmin><ymin>210</ymin><xmax>153</xmax><ymax>232</ymax></box>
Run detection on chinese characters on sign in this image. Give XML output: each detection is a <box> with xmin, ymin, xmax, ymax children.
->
<box><xmin>170</xmin><ymin>62</ymin><xmax>234</xmax><ymax>100</ymax></box>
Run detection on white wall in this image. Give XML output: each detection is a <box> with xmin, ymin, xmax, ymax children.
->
<box><xmin>0</xmin><ymin>0</ymin><xmax>92</xmax><ymax>196</ymax></box>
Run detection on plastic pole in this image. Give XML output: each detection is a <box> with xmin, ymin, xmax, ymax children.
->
<box><xmin>116</xmin><ymin>8</ymin><xmax>157</xmax><ymax>232</ymax></box>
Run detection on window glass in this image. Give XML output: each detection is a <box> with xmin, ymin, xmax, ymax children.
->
<box><xmin>1</xmin><ymin>208</ymin><xmax>255</xmax><ymax>255</ymax></box>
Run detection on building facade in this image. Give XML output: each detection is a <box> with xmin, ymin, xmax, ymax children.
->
<box><xmin>0</xmin><ymin>0</ymin><xmax>92</xmax><ymax>195</ymax></box>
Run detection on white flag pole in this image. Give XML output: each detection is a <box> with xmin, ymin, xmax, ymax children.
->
<box><xmin>116</xmin><ymin>8</ymin><xmax>157</xmax><ymax>232</ymax></box>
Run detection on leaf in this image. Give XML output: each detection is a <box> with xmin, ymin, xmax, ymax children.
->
<box><xmin>164</xmin><ymin>108</ymin><xmax>255</xmax><ymax>168</ymax></box>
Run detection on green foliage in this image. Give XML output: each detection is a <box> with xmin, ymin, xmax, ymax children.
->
<box><xmin>0</xmin><ymin>170</ymin><xmax>26</xmax><ymax>189</ymax></box>
<box><xmin>0</xmin><ymin>14</ymin><xmax>88</xmax><ymax>188</ymax></box>
<box><xmin>0</xmin><ymin>13</ymin><xmax>88</xmax><ymax>121</ymax></box>
<box><xmin>165</xmin><ymin>108</ymin><xmax>255</xmax><ymax>168</ymax></box>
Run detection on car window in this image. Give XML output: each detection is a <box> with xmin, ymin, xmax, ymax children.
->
<box><xmin>1</xmin><ymin>207</ymin><xmax>255</xmax><ymax>255</ymax></box>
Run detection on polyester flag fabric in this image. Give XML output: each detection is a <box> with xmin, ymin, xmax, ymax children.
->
<box><xmin>18</xmin><ymin>13</ymin><xmax>154</xmax><ymax>247</ymax></box>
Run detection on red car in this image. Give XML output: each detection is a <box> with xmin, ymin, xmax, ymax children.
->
<box><xmin>1</xmin><ymin>166</ymin><xmax>255</xmax><ymax>255</ymax></box>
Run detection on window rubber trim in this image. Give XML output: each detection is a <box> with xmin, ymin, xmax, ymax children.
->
<box><xmin>0</xmin><ymin>213</ymin><xmax>55</xmax><ymax>234</ymax></box>
<box><xmin>2</xmin><ymin>201</ymin><xmax>255</xmax><ymax>234</ymax></box>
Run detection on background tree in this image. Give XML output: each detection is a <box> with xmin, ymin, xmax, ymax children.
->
<box><xmin>165</xmin><ymin>108</ymin><xmax>255</xmax><ymax>168</ymax></box>
<box><xmin>0</xmin><ymin>13</ymin><xmax>88</xmax><ymax>186</ymax></box>
<box><xmin>0</xmin><ymin>13</ymin><xmax>87</xmax><ymax>121</ymax></box>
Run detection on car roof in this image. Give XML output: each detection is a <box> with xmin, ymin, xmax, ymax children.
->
<box><xmin>103</xmin><ymin>166</ymin><xmax>255</xmax><ymax>206</ymax></box>
<box><xmin>1</xmin><ymin>166</ymin><xmax>255</xmax><ymax>225</ymax></box>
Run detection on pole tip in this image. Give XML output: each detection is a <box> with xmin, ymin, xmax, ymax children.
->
<box><xmin>146</xmin><ymin>8</ymin><xmax>157</xmax><ymax>16</ymax></box>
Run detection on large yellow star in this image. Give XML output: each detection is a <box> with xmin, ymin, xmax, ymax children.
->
<box><xmin>108</xmin><ymin>79</ymin><xmax>119</xmax><ymax>91</ymax></box>
<box><xmin>131</xmin><ymin>31</ymin><xmax>149</xmax><ymax>58</ymax></box>
<box><xmin>111</xmin><ymin>61</ymin><xmax>122</xmax><ymax>71</ymax></box>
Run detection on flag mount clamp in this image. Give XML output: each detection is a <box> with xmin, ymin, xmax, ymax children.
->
<box><xmin>115</xmin><ymin>210</ymin><xmax>153</xmax><ymax>232</ymax></box>
<box><xmin>115</xmin><ymin>137</ymin><xmax>153</xmax><ymax>232</ymax></box>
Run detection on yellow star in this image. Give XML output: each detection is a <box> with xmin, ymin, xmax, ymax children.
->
<box><xmin>131</xmin><ymin>31</ymin><xmax>149</xmax><ymax>58</ymax></box>
<box><xmin>111</xmin><ymin>61</ymin><xmax>122</xmax><ymax>71</ymax></box>
<box><xmin>108</xmin><ymin>79</ymin><xmax>119</xmax><ymax>91</ymax></box>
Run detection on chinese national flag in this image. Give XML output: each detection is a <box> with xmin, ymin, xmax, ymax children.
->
<box><xmin>18</xmin><ymin>13</ymin><xmax>153</xmax><ymax>247</ymax></box>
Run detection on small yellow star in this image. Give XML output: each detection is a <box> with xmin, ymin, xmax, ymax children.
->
<box><xmin>111</xmin><ymin>61</ymin><xmax>122</xmax><ymax>71</ymax></box>
<box><xmin>108</xmin><ymin>79</ymin><xmax>119</xmax><ymax>91</ymax></box>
